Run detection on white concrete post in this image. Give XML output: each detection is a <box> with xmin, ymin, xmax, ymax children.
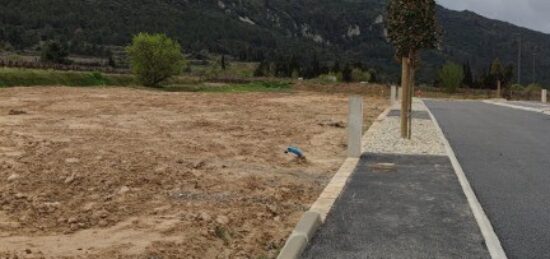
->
<box><xmin>390</xmin><ymin>85</ymin><xmax>397</xmax><ymax>105</ymax></box>
<box><xmin>348</xmin><ymin>96</ymin><xmax>363</xmax><ymax>158</ymax></box>
<box><xmin>542</xmin><ymin>89</ymin><xmax>547</xmax><ymax>103</ymax></box>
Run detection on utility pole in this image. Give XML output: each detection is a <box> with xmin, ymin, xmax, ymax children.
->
<box><xmin>518</xmin><ymin>36</ymin><xmax>522</xmax><ymax>85</ymax></box>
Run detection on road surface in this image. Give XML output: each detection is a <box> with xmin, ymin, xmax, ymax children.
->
<box><xmin>425</xmin><ymin>100</ymin><xmax>550</xmax><ymax>259</ymax></box>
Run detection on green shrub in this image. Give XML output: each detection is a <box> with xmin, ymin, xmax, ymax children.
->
<box><xmin>317</xmin><ymin>73</ymin><xmax>339</xmax><ymax>83</ymax></box>
<box><xmin>40</xmin><ymin>41</ymin><xmax>71</xmax><ymax>64</ymax></box>
<box><xmin>438</xmin><ymin>62</ymin><xmax>464</xmax><ymax>93</ymax></box>
<box><xmin>351</xmin><ymin>68</ymin><xmax>372</xmax><ymax>82</ymax></box>
<box><xmin>126</xmin><ymin>33</ymin><xmax>186</xmax><ymax>87</ymax></box>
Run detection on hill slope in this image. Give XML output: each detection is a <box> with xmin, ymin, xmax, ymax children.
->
<box><xmin>1</xmin><ymin>0</ymin><xmax>549</xmax><ymax>84</ymax></box>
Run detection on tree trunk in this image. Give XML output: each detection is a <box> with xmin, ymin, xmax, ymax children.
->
<box><xmin>401</xmin><ymin>56</ymin><xmax>410</xmax><ymax>139</ymax></box>
<box><xmin>408</xmin><ymin>57</ymin><xmax>416</xmax><ymax>140</ymax></box>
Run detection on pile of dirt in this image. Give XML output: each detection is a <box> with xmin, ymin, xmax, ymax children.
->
<box><xmin>0</xmin><ymin>86</ymin><xmax>387</xmax><ymax>258</ymax></box>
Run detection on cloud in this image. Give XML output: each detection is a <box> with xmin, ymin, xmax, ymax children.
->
<box><xmin>437</xmin><ymin>0</ymin><xmax>550</xmax><ymax>33</ymax></box>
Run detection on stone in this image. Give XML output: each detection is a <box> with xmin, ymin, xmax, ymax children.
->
<box><xmin>216</xmin><ymin>215</ymin><xmax>230</xmax><ymax>225</ymax></box>
<box><xmin>64</xmin><ymin>173</ymin><xmax>77</xmax><ymax>184</ymax></box>
<box><xmin>198</xmin><ymin>212</ymin><xmax>211</xmax><ymax>222</ymax></box>
<box><xmin>7</xmin><ymin>173</ymin><xmax>21</xmax><ymax>182</ymax></box>
<box><xmin>81</xmin><ymin>202</ymin><xmax>96</xmax><ymax>212</ymax></box>
<box><xmin>118</xmin><ymin>186</ymin><xmax>130</xmax><ymax>195</ymax></box>
<box><xmin>14</xmin><ymin>193</ymin><xmax>26</xmax><ymax>199</ymax></box>
<box><xmin>98</xmin><ymin>219</ymin><xmax>109</xmax><ymax>227</ymax></box>
<box><xmin>65</xmin><ymin>158</ymin><xmax>80</xmax><ymax>164</ymax></box>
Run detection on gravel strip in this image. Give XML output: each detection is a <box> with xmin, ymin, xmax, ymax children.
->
<box><xmin>362</xmin><ymin>99</ymin><xmax>446</xmax><ymax>155</ymax></box>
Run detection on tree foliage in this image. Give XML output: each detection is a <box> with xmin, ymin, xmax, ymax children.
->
<box><xmin>40</xmin><ymin>41</ymin><xmax>70</xmax><ymax>64</ymax></box>
<box><xmin>387</xmin><ymin>0</ymin><xmax>441</xmax><ymax>58</ymax></box>
<box><xmin>439</xmin><ymin>62</ymin><xmax>464</xmax><ymax>93</ymax></box>
<box><xmin>126</xmin><ymin>33</ymin><xmax>185</xmax><ymax>87</ymax></box>
<box><xmin>463</xmin><ymin>62</ymin><xmax>473</xmax><ymax>87</ymax></box>
<box><xmin>490</xmin><ymin>58</ymin><xmax>504</xmax><ymax>81</ymax></box>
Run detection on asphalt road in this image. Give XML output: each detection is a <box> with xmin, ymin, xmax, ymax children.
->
<box><xmin>425</xmin><ymin>100</ymin><xmax>550</xmax><ymax>259</ymax></box>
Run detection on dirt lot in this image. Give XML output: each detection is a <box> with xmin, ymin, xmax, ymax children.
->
<box><xmin>0</xmin><ymin>86</ymin><xmax>387</xmax><ymax>258</ymax></box>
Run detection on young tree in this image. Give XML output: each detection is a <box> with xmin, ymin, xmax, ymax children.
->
<box><xmin>40</xmin><ymin>40</ymin><xmax>70</xmax><ymax>64</ymax></box>
<box><xmin>221</xmin><ymin>54</ymin><xmax>227</xmax><ymax>70</ymax></box>
<box><xmin>463</xmin><ymin>62</ymin><xmax>474</xmax><ymax>87</ymax></box>
<box><xmin>439</xmin><ymin>62</ymin><xmax>464</xmax><ymax>93</ymax></box>
<box><xmin>126</xmin><ymin>33</ymin><xmax>186</xmax><ymax>87</ymax></box>
<box><xmin>490</xmin><ymin>58</ymin><xmax>504</xmax><ymax>98</ymax></box>
<box><xmin>387</xmin><ymin>0</ymin><xmax>440</xmax><ymax>139</ymax></box>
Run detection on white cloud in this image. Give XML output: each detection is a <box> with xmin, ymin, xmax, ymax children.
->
<box><xmin>437</xmin><ymin>0</ymin><xmax>550</xmax><ymax>33</ymax></box>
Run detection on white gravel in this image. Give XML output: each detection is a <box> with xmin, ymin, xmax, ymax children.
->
<box><xmin>362</xmin><ymin>99</ymin><xmax>446</xmax><ymax>156</ymax></box>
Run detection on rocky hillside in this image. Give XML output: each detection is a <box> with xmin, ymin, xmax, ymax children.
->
<box><xmin>1</xmin><ymin>0</ymin><xmax>550</xmax><ymax>84</ymax></box>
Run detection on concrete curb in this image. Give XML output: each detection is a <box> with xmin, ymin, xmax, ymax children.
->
<box><xmin>483</xmin><ymin>100</ymin><xmax>550</xmax><ymax>115</ymax></box>
<box><xmin>277</xmin><ymin>104</ymin><xmax>393</xmax><ymax>259</ymax></box>
<box><xmin>424</xmin><ymin>100</ymin><xmax>508</xmax><ymax>259</ymax></box>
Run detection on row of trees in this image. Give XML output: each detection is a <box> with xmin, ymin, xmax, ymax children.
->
<box><xmin>438</xmin><ymin>59</ymin><xmax>515</xmax><ymax>94</ymax></box>
<box><xmin>254</xmin><ymin>56</ymin><xmax>377</xmax><ymax>82</ymax></box>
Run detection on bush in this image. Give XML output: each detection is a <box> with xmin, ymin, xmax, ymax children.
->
<box><xmin>351</xmin><ymin>68</ymin><xmax>372</xmax><ymax>82</ymax></box>
<box><xmin>523</xmin><ymin>83</ymin><xmax>543</xmax><ymax>99</ymax></box>
<box><xmin>40</xmin><ymin>41</ymin><xmax>70</xmax><ymax>64</ymax></box>
<box><xmin>438</xmin><ymin>62</ymin><xmax>464</xmax><ymax>93</ymax></box>
<box><xmin>317</xmin><ymin>73</ymin><xmax>339</xmax><ymax>83</ymax></box>
<box><xmin>126</xmin><ymin>33</ymin><xmax>186</xmax><ymax>87</ymax></box>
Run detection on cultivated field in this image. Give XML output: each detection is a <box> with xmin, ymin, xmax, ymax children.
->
<box><xmin>0</xmin><ymin>87</ymin><xmax>387</xmax><ymax>258</ymax></box>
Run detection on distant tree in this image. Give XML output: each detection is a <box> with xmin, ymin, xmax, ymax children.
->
<box><xmin>126</xmin><ymin>33</ymin><xmax>186</xmax><ymax>87</ymax></box>
<box><xmin>351</xmin><ymin>68</ymin><xmax>372</xmax><ymax>82</ymax></box>
<box><xmin>332</xmin><ymin>60</ymin><xmax>341</xmax><ymax>73</ymax></box>
<box><xmin>387</xmin><ymin>0</ymin><xmax>440</xmax><ymax>138</ymax></box>
<box><xmin>342</xmin><ymin>64</ymin><xmax>352</xmax><ymax>82</ymax></box>
<box><xmin>254</xmin><ymin>60</ymin><xmax>271</xmax><ymax>77</ymax></box>
<box><xmin>108</xmin><ymin>55</ymin><xmax>116</xmax><ymax>68</ymax></box>
<box><xmin>221</xmin><ymin>54</ymin><xmax>227</xmax><ymax>70</ymax></box>
<box><xmin>289</xmin><ymin>55</ymin><xmax>301</xmax><ymax>77</ymax></box>
<box><xmin>439</xmin><ymin>62</ymin><xmax>464</xmax><ymax>93</ymax></box>
<box><xmin>40</xmin><ymin>40</ymin><xmax>70</xmax><ymax>64</ymax></box>
<box><xmin>462</xmin><ymin>62</ymin><xmax>474</xmax><ymax>87</ymax></box>
<box><xmin>490</xmin><ymin>58</ymin><xmax>504</xmax><ymax>97</ymax></box>
<box><xmin>309</xmin><ymin>54</ymin><xmax>321</xmax><ymax>78</ymax></box>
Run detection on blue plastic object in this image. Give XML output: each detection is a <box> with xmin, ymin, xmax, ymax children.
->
<box><xmin>285</xmin><ymin>146</ymin><xmax>305</xmax><ymax>158</ymax></box>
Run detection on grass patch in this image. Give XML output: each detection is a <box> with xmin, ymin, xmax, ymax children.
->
<box><xmin>0</xmin><ymin>67</ymin><xmax>134</xmax><ymax>87</ymax></box>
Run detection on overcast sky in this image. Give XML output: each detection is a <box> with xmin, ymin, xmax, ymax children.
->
<box><xmin>437</xmin><ymin>0</ymin><xmax>550</xmax><ymax>34</ymax></box>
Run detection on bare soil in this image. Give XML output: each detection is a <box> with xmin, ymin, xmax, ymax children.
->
<box><xmin>0</xmin><ymin>86</ymin><xmax>387</xmax><ymax>258</ymax></box>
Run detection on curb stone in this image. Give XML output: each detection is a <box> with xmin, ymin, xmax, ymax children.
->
<box><xmin>483</xmin><ymin>100</ymin><xmax>550</xmax><ymax>115</ymax></box>
<box><xmin>277</xmin><ymin>105</ymin><xmax>393</xmax><ymax>259</ymax></box>
<box><xmin>276</xmin><ymin>212</ymin><xmax>322</xmax><ymax>259</ymax></box>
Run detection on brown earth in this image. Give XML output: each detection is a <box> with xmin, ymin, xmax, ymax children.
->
<box><xmin>0</xmin><ymin>86</ymin><xmax>387</xmax><ymax>258</ymax></box>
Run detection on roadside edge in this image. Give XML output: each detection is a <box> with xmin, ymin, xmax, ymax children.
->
<box><xmin>276</xmin><ymin>103</ymin><xmax>393</xmax><ymax>259</ymax></box>
<box><xmin>424</xmin><ymin>99</ymin><xmax>507</xmax><ymax>259</ymax></box>
<box><xmin>483</xmin><ymin>100</ymin><xmax>550</xmax><ymax>115</ymax></box>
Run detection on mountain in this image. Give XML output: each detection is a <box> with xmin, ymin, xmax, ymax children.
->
<box><xmin>1</xmin><ymin>0</ymin><xmax>549</xmax><ymax>85</ymax></box>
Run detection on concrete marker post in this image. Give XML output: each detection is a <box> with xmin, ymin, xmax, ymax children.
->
<box><xmin>390</xmin><ymin>85</ymin><xmax>397</xmax><ymax>105</ymax></box>
<box><xmin>348</xmin><ymin>96</ymin><xmax>363</xmax><ymax>158</ymax></box>
<box><xmin>542</xmin><ymin>89</ymin><xmax>547</xmax><ymax>103</ymax></box>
